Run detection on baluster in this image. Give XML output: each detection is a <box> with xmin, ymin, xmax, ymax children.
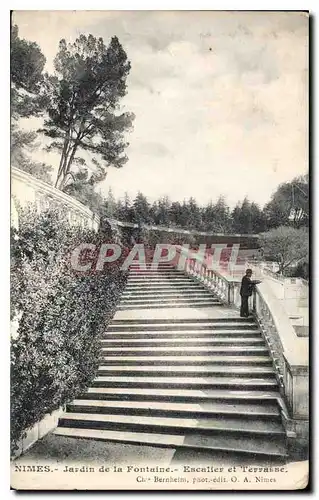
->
<box><xmin>194</xmin><ymin>261</ymin><xmax>198</xmax><ymax>278</ymax></box>
<box><xmin>196</xmin><ymin>261</ymin><xmax>201</xmax><ymax>279</ymax></box>
<box><xmin>215</xmin><ymin>274</ymin><xmax>219</xmax><ymax>292</ymax></box>
<box><xmin>208</xmin><ymin>270</ymin><xmax>213</xmax><ymax>290</ymax></box>
<box><xmin>201</xmin><ymin>266</ymin><xmax>205</xmax><ymax>283</ymax></box>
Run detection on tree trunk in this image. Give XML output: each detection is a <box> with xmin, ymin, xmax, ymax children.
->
<box><xmin>57</xmin><ymin>120</ymin><xmax>86</xmax><ymax>190</ymax></box>
<box><xmin>55</xmin><ymin>131</ymin><xmax>72</xmax><ymax>188</ymax></box>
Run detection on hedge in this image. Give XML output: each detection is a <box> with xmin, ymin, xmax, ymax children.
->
<box><xmin>10</xmin><ymin>207</ymin><xmax>127</xmax><ymax>455</ymax></box>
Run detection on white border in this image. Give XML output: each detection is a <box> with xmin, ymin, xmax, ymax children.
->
<box><xmin>1</xmin><ymin>2</ymin><xmax>315</xmax><ymax>498</ymax></box>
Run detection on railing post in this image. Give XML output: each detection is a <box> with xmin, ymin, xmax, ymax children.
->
<box><xmin>252</xmin><ymin>288</ymin><xmax>257</xmax><ymax>313</ymax></box>
<box><xmin>228</xmin><ymin>282</ymin><xmax>233</xmax><ymax>305</ymax></box>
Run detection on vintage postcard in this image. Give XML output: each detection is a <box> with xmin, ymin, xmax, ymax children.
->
<box><xmin>10</xmin><ymin>10</ymin><xmax>309</xmax><ymax>490</ymax></box>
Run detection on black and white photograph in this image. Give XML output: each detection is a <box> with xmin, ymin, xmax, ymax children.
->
<box><xmin>10</xmin><ymin>9</ymin><xmax>309</xmax><ymax>490</ymax></box>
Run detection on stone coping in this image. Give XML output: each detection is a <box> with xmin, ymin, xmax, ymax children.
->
<box><xmin>12</xmin><ymin>167</ymin><xmax>100</xmax><ymax>223</ymax></box>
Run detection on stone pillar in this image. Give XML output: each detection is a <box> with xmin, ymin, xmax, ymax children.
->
<box><xmin>283</xmin><ymin>354</ymin><xmax>309</xmax><ymax>458</ymax></box>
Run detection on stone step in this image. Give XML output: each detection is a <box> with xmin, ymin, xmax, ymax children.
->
<box><xmin>98</xmin><ymin>355</ymin><xmax>273</xmax><ymax>366</ymax></box>
<box><xmin>123</xmin><ymin>286</ymin><xmax>210</xmax><ymax>292</ymax></box>
<box><xmin>126</xmin><ymin>279</ymin><xmax>192</xmax><ymax>283</ymax></box>
<box><xmin>99</xmin><ymin>337</ymin><xmax>265</xmax><ymax>347</ymax></box>
<box><xmin>118</xmin><ymin>302</ymin><xmax>222</xmax><ymax>308</ymax></box>
<box><xmin>129</xmin><ymin>264</ymin><xmax>175</xmax><ymax>268</ymax></box>
<box><xmin>97</xmin><ymin>365</ymin><xmax>275</xmax><ymax>378</ymax></box>
<box><xmin>123</xmin><ymin>292</ymin><xmax>211</xmax><ymax>298</ymax></box>
<box><xmin>128</xmin><ymin>271</ymin><xmax>184</xmax><ymax>275</ymax></box>
<box><xmin>104</xmin><ymin>330</ymin><xmax>261</xmax><ymax>339</ymax></box>
<box><xmin>127</xmin><ymin>277</ymin><xmax>193</xmax><ymax>282</ymax></box>
<box><xmin>53</xmin><ymin>427</ymin><xmax>288</xmax><ymax>459</ymax></box>
<box><xmin>110</xmin><ymin>317</ymin><xmax>256</xmax><ymax>325</ymax></box>
<box><xmin>126</xmin><ymin>277</ymin><xmax>200</xmax><ymax>281</ymax></box>
<box><xmin>91</xmin><ymin>375</ymin><xmax>277</xmax><ymax>390</ymax></box>
<box><xmin>82</xmin><ymin>387</ymin><xmax>280</xmax><ymax>403</ymax></box>
<box><xmin>119</xmin><ymin>297</ymin><xmax>221</xmax><ymax>305</ymax></box>
<box><xmin>100</xmin><ymin>346</ymin><xmax>268</xmax><ymax>356</ymax></box>
<box><xmin>117</xmin><ymin>303</ymin><xmax>223</xmax><ymax>310</ymax></box>
<box><xmin>58</xmin><ymin>412</ymin><xmax>285</xmax><ymax>438</ymax></box>
<box><xmin>107</xmin><ymin>323</ymin><xmax>258</xmax><ymax>332</ymax></box>
<box><xmin>121</xmin><ymin>294</ymin><xmax>217</xmax><ymax>301</ymax></box>
<box><xmin>125</xmin><ymin>281</ymin><xmax>203</xmax><ymax>285</ymax></box>
<box><xmin>67</xmin><ymin>399</ymin><xmax>281</xmax><ymax>419</ymax></box>
<box><xmin>122</xmin><ymin>292</ymin><xmax>213</xmax><ymax>299</ymax></box>
<box><xmin>128</xmin><ymin>269</ymin><xmax>177</xmax><ymax>273</ymax></box>
<box><xmin>124</xmin><ymin>288</ymin><xmax>211</xmax><ymax>294</ymax></box>
<box><xmin>123</xmin><ymin>287</ymin><xmax>211</xmax><ymax>292</ymax></box>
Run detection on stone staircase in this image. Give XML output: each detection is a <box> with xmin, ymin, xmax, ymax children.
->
<box><xmin>54</xmin><ymin>263</ymin><xmax>288</xmax><ymax>461</ymax></box>
<box><xmin>118</xmin><ymin>263</ymin><xmax>223</xmax><ymax>310</ymax></box>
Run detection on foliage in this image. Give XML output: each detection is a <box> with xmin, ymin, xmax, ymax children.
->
<box><xmin>40</xmin><ymin>34</ymin><xmax>134</xmax><ymax>190</ymax></box>
<box><xmin>264</xmin><ymin>175</ymin><xmax>309</xmax><ymax>229</ymax></box>
<box><xmin>62</xmin><ymin>169</ymin><xmax>106</xmax><ymax>213</ymax></box>
<box><xmin>11</xmin><ymin>123</ymin><xmax>53</xmax><ymax>184</ymax></box>
<box><xmin>11</xmin><ymin>24</ymin><xmax>47</xmax><ymax>119</ymax></box>
<box><xmin>259</xmin><ymin>226</ymin><xmax>309</xmax><ymax>275</ymax></box>
<box><xmin>232</xmin><ymin>198</ymin><xmax>266</xmax><ymax>234</ymax></box>
<box><xmin>11</xmin><ymin>207</ymin><xmax>127</xmax><ymax>455</ymax></box>
<box><xmin>202</xmin><ymin>197</ymin><xmax>231</xmax><ymax>233</ymax></box>
<box><xmin>11</xmin><ymin>25</ymin><xmax>52</xmax><ymax>183</ymax></box>
<box><xmin>100</xmin><ymin>192</ymin><xmax>268</xmax><ymax>235</ymax></box>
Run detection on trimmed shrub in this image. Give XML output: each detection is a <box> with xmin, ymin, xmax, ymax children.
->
<box><xmin>11</xmin><ymin>207</ymin><xmax>127</xmax><ymax>455</ymax></box>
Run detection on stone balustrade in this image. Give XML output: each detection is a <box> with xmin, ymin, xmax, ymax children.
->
<box><xmin>11</xmin><ymin>167</ymin><xmax>100</xmax><ymax>231</ymax></box>
<box><xmin>176</xmin><ymin>246</ymin><xmax>308</xmax><ymax>450</ymax></box>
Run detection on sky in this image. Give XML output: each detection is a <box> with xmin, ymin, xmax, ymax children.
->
<box><xmin>13</xmin><ymin>10</ymin><xmax>308</xmax><ymax>207</ymax></box>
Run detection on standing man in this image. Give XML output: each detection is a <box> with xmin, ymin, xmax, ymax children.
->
<box><xmin>240</xmin><ymin>269</ymin><xmax>261</xmax><ymax>318</ymax></box>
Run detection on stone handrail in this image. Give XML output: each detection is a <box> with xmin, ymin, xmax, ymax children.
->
<box><xmin>175</xmin><ymin>246</ymin><xmax>308</xmax><ymax>429</ymax></box>
<box><xmin>106</xmin><ymin>217</ymin><xmax>260</xmax><ymax>239</ymax></box>
<box><xmin>247</xmin><ymin>260</ymin><xmax>309</xmax><ymax>287</ymax></box>
<box><xmin>11</xmin><ymin>167</ymin><xmax>100</xmax><ymax>231</ymax></box>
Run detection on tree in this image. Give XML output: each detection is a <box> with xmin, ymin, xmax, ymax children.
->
<box><xmin>232</xmin><ymin>198</ymin><xmax>252</xmax><ymax>233</ymax></box>
<box><xmin>263</xmin><ymin>175</ymin><xmax>309</xmax><ymax>229</ymax></box>
<box><xmin>11</xmin><ymin>124</ymin><xmax>53</xmax><ymax>183</ymax></box>
<box><xmin>40</xmin><ymin>34</ymin><xmax>134</xmax><ymax>190</ymax></box>
<box><xmin>211</xmin><ymin>196</ymin><xmax>231</xmax><ymax>233</ymax></box>
<box><xmin>63</xmin><ymin>169</ymin><xmax>105</xmax><ymax>213</ymax></box>
<box><xmin>104</xmin><ymin>187</ymin><xmax>118</xmax><ymax>218</ymax></box>
<box><xmin>170</xmin><ymin>201</ymin><xmax>184</xmax><ymax>227</ymax></box>
<box><xmin>11</xmin><ymin>25</ymin><xmax>46</xmax><ymax>118</ymax></box>
<box><xmin>260</xmin><ymin>226</ymin><xmax>309</xmax><ymax>275</ymax></box>
<box><xmin>11</xmin><ymin>26</ymin><xmax>52</xmax><ymax>182</ymax></box>
<box><xmin>186</xmin><ymin>197</ymin><xmax>202</xmax><ymax>229</ymax></box>
<box><xmin>250</xmin><ymin>202</ymin><xmax>267</xmax><ymax>233</ymax></box>
<box><xmin>155</xmin><ymin>196</ymin><xmax>171</xmax><ymax>226</ymax></box>
<box><xmin>232</xmin><ymin>198</ymin><xmax>265</xmax><ymax>234</ymax></box>
<box><xmin>133</xmin><ymin>192</ymin><xmax>152</xmax><ymax>224</ymax></box>
<box><xmin>117</xmin><ymin>192</ymin><xmax>134</xmax><ymax>222</ymax></box>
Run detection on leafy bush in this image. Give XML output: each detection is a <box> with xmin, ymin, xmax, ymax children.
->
<box><xmin>285</xmin><ymin>261</ymin><xmax>309</xmax><ymax>280</ymax></box>
<box><xmin>11</xmin><ymin>207</ymin><xmax>127</xmax><ymax>455</ymax></box>
<box><xmin>260</xmin><ymin>226</ymin><xmax>309</xmax><ymax>275</ymax></box>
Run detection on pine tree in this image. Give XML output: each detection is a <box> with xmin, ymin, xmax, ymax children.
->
<box><xmin>40</xmin><ymin>34</ymin><xmax>134</xmax><ymax>190</ymax></box>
